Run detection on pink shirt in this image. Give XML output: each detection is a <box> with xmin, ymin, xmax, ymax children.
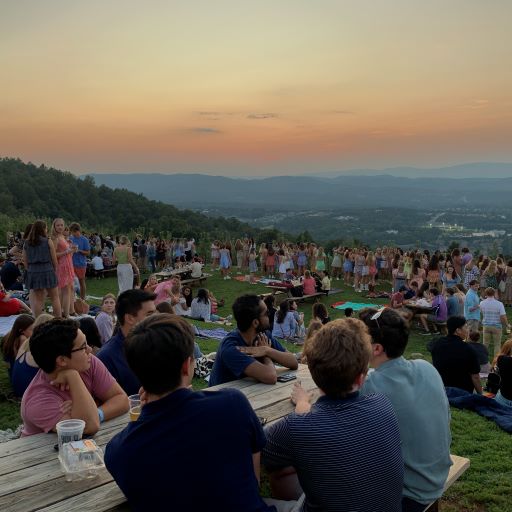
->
<box><xmin>21</xmin><ymin>356</ymin><xmax>115</xmax><ymax>436</ymax></box>
<box><xmin>154</xmin><ymin>280</ymin><xmax>173</xmax><ymax>305</ymax></box>
<box><xmin>303</xmin><ymin>277</ymin><xmax>317</xmax><ymax>296</ymax></box>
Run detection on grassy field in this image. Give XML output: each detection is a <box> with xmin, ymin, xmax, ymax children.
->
<box><xmin>1</xmin><ymin>271</ymin><xmax>512</xmax><ymax>511</ymax></box>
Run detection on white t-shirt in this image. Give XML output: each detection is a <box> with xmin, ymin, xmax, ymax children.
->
<box><xmin>91</xmin><ymin>256</ymin><xmax>104</xmax><ymax>270</ymax></box>
<box><xmin>190</xmin><ymin>261</ymin><xmax>202</xmax><ymax>278</ymax></box>
<box><xmin>174</xmin><ymin>297</ymin><xmax>190</xmax><ymax>316</ymax></box>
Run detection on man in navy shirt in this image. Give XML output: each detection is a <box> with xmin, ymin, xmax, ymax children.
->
<box><xmin>105</xmin><ymin>314</ymin><xmax>274</xmax><ymax>512</ymax></box>
<box><xmin>0</xmin><ymin>256</ymin><xmax>22</xmax><ymax>290</ymax></box>
<box><xmin>209</xmin><ymin>294</ymin><xmax>298</xmax><ymax>386</ymax></box>
<box><xmin>97</xmin><ymin>289</ymin><xmax>156</xmax><ymax>396</ymax></box>
<box><xmin>262</xmin><ymin>318</ymin><xmax>404</xmax><ymax>512</ymax></box>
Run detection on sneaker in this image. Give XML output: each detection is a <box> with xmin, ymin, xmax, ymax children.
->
<box><xmin>226</xmin><ymin>275</ymin><xmax>231</xmax><ymax>280</ymax></box>
<box><xmin>420</xmin><ymin>331</ymin><xmax>432</xmax><ymax>336</ymax></box>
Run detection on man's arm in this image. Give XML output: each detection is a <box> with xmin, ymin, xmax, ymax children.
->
<box><xmin>500</xmin><ymin>314</ymin><xmax>509</xmax><ymax>330</ymax></box>
<box><xmin>53</xmin><ymin>370</ymin><xmax>100</xmax><ymax>434</ymax></box>
<box><xmin>244</xmin><ymin>358</ymin><xmax>278</xmax><ymax>384</ymax></box>
<box><xmin>96</xmin><ymin>381</ymin><xmax>129</xmax><ymax>421</ymax></box>
<box><xmin>471</xmin><ymin>374</ymin><xmax>483</xmax><ymax>395</ymax></box>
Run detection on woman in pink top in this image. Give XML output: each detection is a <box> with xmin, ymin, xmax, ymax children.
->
<box><xmin>302</xmin><ymin>270</ymin><xmax>317</xmax><ymax>296</ymax></box>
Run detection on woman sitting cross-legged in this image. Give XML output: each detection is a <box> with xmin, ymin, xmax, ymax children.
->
<box><xmin>190</xmin><ymin>288</ymin><xmax>230</xmax><ymax>323</ymax></box>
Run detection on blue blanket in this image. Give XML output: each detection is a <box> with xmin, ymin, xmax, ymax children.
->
<box><xmin>446</xmin><ymin>387</ymin><xmax>512</xmax><ymax>433</ymax></box>
<box><xmin>193</xmin><ymin>326</ymin><xmax>228</xmax><ymax>341</ymax></box>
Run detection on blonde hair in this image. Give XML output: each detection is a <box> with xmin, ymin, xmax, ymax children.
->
<box><xmin>493</xmin><ymin>339</ymin><xmax>512</xmax><ymax>366</ymax></box>
<box><xmin>303</xmin><ymin>318</ymin><xmax>371</xmax><ymax>398</ymax></box>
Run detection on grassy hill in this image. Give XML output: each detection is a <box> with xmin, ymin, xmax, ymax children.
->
<box><xmin>0</xmin><ymin>157</ymin><xmax>280</xmax><ymax>243</ymax></box>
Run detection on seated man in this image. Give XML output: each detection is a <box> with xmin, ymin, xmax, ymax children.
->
<box><xmin>105</xmin><ymin>314</ymin><xmax>274</xmax><ymax>512</ymax></box>
<box><xmin>190</xmin><ymin>257</ymin><xmax>203</xmax><ymax>278</ymax></box>
<box><xmin>419</xmin><ymin>288</ymin><xmax>447</xmax><ymax>335</ymax></box>
<box><xmin>0</xmin><ymin>256</ymin><xmax>23</xmax><ymax>290</ymax></box>
<box><xmin>21</xmin><ymin>319</ymin><xmax>128</xmax><ymax>436</ymax></box>
<box><xmin>429</xmin><ymin>316</ymin><xmax>482</xmax><ymax>394</ymax></box>
<box><xmin>359</xmin><ymin>308</ymin><xmax>452</xmax><ymax>512</ymax></box>
<box><xmin>209</xmin><ymin>294</ymin><xmax>298</xmax><ymax>386</ymax></box>
<box><xmin>97</xmin><ymin>289</ymin><xmax>156</xmax><ymax>396</ymax></box>
<box><xmin>390</xmin><ymin>285</ymin><xmax>407</xmax><ymax>309</ymax></box>
<box><xmin>262</xmin><ymin>318</ymin><xmax>404</xmax><ymax>511</ymax></box>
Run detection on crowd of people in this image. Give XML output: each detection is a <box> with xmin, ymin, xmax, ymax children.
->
<box><xmin>3</xmin><ymin>223</ymin><xmax>512</xmax><ymax>510</ymax></box>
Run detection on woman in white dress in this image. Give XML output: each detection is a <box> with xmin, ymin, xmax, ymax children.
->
<box><xmin>113</xmin><ymin>236</ymin><xmax>138</xmax><ymax>294</ymax></box>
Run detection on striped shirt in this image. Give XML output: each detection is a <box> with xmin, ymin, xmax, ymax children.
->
<box><xmin>262</xmin><ymin>392</ymin><xmax>404</xmax><ymax>511</ymax></box>
<box><xmin>480</xmin><ymin>297</ymin><xmax>506</xmax><ymax>327</ymax></box>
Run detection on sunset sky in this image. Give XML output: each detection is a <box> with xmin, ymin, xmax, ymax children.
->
<box><xmin>1</xmin><ymin>0</ymin><xmax>511</xmax><ymax>176</ymax></box>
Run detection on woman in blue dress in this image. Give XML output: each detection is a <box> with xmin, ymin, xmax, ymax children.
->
<box><xmin>219</xmin><ymin>243</ymin><xmax>231</xmax><ymax>280</ymax></box>
<box><xmin>297</xmin><ymin>243</ymin><xmax>307</xmax><ymax>276</ymax></box>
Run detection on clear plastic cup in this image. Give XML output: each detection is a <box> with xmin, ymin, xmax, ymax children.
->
<box><xmin>56</xmin><ymin>419</ymin><xmax>85</xmax><ymax>452</ymax></box>
<box><xmin>129</xmin><ymin>394</ymin><xmax>141</xmax><ymax>421</ymax></box>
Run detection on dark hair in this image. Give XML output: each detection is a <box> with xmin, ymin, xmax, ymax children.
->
<box><xmin>125</xmin><ymin>314</ymin><xmax>195</xmax><ymax>394</ymax></box>
<box><xmin>469</xmin><ymin>280</ymin><xmax>478</xmax><ymax>287</ymax></box>
<box><xmin>1</xmin><ymin>314</ymin><xmax>34</xmax><ymax>361</ymax></box>
<box><xmin>196</xmin><ymin>288</ymin><xmax>209</xmax><ymax>304</ymax></box>
<box><xmin>116</xmin><ymin>289</ymin><xmax>157</xmax><ymax>325</ymax></box>
<box><xmin>446</xmin><ymin>287</ymin><xmax>455</xmax><ymax>296</ymax></box>
<box><xmin>263</xmin><ymin>295</ymin><xmax>275</xmax><ymax>308</ymax></box>
<box><xmin>468</xmin><ymin>330</ymin><xmax>480</xmax><ymax>342</ymax></box>
<box><xmin>30</xmin><ymin>319</ymin><xmax>79</xmax><ymax>373</ymax></box>
<box><xmin>78</xmin><ymin>317</ymin><xmax>102</xmax><ymax>349</ymax></box>
<box><xmin>69</xmin><ymin>222</ymin><xmax>81</xmax><ymax>232</ymax></box>
<box><xmin>359</xmin><ymin>308</ymin><xmax>410</xmax><ymax>358</ymax></box>
<box><xmin>27</xmin><ymin>220</ymin><xmax>47</xmax><ymax>246</ymax></box>
<box><xmin>232</xmin><ymin>294</ymin><xmax>264</xmax><ymax>332</ymax></box>
<box><xmin>344</xmin><ymin>308</ymin><xmax>353</xmax><ymax>318</ymax></box>
<box><xmin>276</xmin><ymin>300</ymin><xmax>290</xmax><ymax>324</ymax></box>
<box><xmin>140</xmin><ymin>278</ymin><xmax>149</xmax><ymax>290</ymax></box>
<box><xmin>430</xmin><ymin>288</ymin><xmax>439</xmax><ymax>296</ymax></box>
<box><xmin>182</xmin><ymin>286</ymin><xmax>193</xmax><ymax>307</ymax></box>
<box><xmin>156</xmin><ymin>302</ymin><xmax>175</xmax><ymax>314</ymax></box>
<box><xmin>312</xmin><ymin>302</ymin><xmax>329</xmax><ymax>321</ymax></box>
<box><xmin>447</xmin><ymin>316</ymin><xmax>466</xmax><ymax>335</ymax></box>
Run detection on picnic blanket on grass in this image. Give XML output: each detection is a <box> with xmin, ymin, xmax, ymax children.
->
<box><xmin>193</xmin><ymin>326</ymin><xmax>229</xmax><ymax>341</ymax></box>
<box><xmin>446</xmin><ymin>387</ymin><xmax>512</xmax><ymax>434</ymax></box>
<box><xmin>331</xmin><ymin>301</ymin><xmax>380</xmax><ymax>311</ymax></box>
<box><xmin>0</xmin><ymin>315</ymin><xmax>18</xmax><ymax>337</ymax></box>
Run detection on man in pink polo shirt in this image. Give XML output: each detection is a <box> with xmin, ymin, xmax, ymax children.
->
<box><xmin>21</xmin><ymin>319</ymin><xmax>129</xmax><ymax>437</ymax></box>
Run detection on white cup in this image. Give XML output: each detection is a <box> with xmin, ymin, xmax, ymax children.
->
<box><xmin>56</xmin><ymin>419</ymin><xmax>86</xmax><ymax>452</ymax></box>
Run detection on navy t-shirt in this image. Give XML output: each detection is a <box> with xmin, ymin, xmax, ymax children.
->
<box><xmin>96</xmin><ymin>331</ymin><xmax>140</xmax><ymax>396</ymax></box>
<box><xmin>209</xmin><ymin>329</ymin><xmax>286</xmax><ymax>387</ymax></box>
<box><xmin>105</xmin><ymin>388</ymin><xmax>275</xmax><ymax>512</ymax></box>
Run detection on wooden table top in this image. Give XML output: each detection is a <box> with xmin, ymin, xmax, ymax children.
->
<box><xmin>0</xmin><ymin>366</ymin><xmax>313</xmax><ymax>512</ymax></box>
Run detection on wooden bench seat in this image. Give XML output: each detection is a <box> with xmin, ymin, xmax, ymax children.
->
<box><xmin>285</xmin><ymin>292</ymin><xmax>324</xmax><ymax>304</ymax></box>
<box><xmin>423</xmin><ymin>455</ymin><xmax>470</xmax><ymax>511</ymax></box>
<box><xmin>181</xmin><ymin>274</ymin><xmax>211</xmax><ymax>287</ymax></box>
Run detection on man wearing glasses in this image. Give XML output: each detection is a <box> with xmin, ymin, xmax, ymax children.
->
<box><xmin>21</xmin><ymin>319</ymin><xmax>129</xmax><ymax>436</ymax></box>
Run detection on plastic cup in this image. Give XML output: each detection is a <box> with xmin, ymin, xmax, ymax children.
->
<box><xmin>56</xmin><ymin>419</ymin><xmax>85</xmax><ymax>452</ymax></box>
<box><xmin>129</xmin><ymin>394</ymin><xmax>141</xmax><ymax>421</ymax></box>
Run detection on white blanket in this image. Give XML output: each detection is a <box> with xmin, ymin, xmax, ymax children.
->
<box><xmin>0</xmin><ymin>315</ymin><xmax>18</xmax><ymax>337</ymax></box>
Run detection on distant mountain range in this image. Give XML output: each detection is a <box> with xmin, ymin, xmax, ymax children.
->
<box><xmin>86</xmin><ymin>163</ymin><xmax>512</xmax><ymax>210</ymax></box>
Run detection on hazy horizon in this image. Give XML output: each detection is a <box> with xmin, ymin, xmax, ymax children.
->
<box><xmin>2</xmin><ymin>1</ymin><xmax>512</xmax><ymax>177</ymax></box>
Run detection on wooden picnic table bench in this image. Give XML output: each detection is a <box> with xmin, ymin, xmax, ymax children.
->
<box><xmin>0</xmin><ymin>365</ymin><xmax>470</xmax><ymax>511</ymax></box>
<box><xmin>0</xmin><ymin>366</ymin><xmax>313</xmax><ymax>512</ymax></box>
<box><xmin>285</xmin><ymin>292</ymin><xmax>324</xmax><ymax>304</ymax></box>
<box><xmin>180</xmin><ymin>273</ymin><xmax>211</xmax><ymax>287</ymax></box>
<box><xmin>424</xmin><ymin>454</ymin><xmax>470</xmax><ymax>511</ymax></box>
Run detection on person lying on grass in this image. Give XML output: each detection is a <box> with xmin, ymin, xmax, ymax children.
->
<box><xmin>21</xmin><ymin>318</ymin><xmax>128</xmax><ymax>436</ymax></box>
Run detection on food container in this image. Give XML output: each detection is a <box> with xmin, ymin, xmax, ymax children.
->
<box><xmin>58</xmin><ymin>439</ymin><xmax>105</xmax><ymax>482</ymax></box>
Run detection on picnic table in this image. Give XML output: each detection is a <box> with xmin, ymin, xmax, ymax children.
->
<box><xmin>0</xmin><ymin>365</ymin><xmax>469</xmax><ymax>511</ymax></box>
<box><xmin>0</xmin><ymin>366</ymin><xmax>315</xmax><ymax>512</ymax></box>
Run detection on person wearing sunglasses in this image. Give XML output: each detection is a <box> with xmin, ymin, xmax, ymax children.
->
<box><xmin>20</xmin><ymin>318</ymin><xmax>129</xmax><ymax>436</ymax></box>
<box><xmin>359</xmin><ymin>307</ymin><xmax>452</xmax><ymax>512</ymax></box>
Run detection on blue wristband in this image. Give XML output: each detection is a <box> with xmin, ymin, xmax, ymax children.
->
<box><xmin>98</xmin><ymin>407</ymin><xmax>105</xmax><ymax>423</ymax></box>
